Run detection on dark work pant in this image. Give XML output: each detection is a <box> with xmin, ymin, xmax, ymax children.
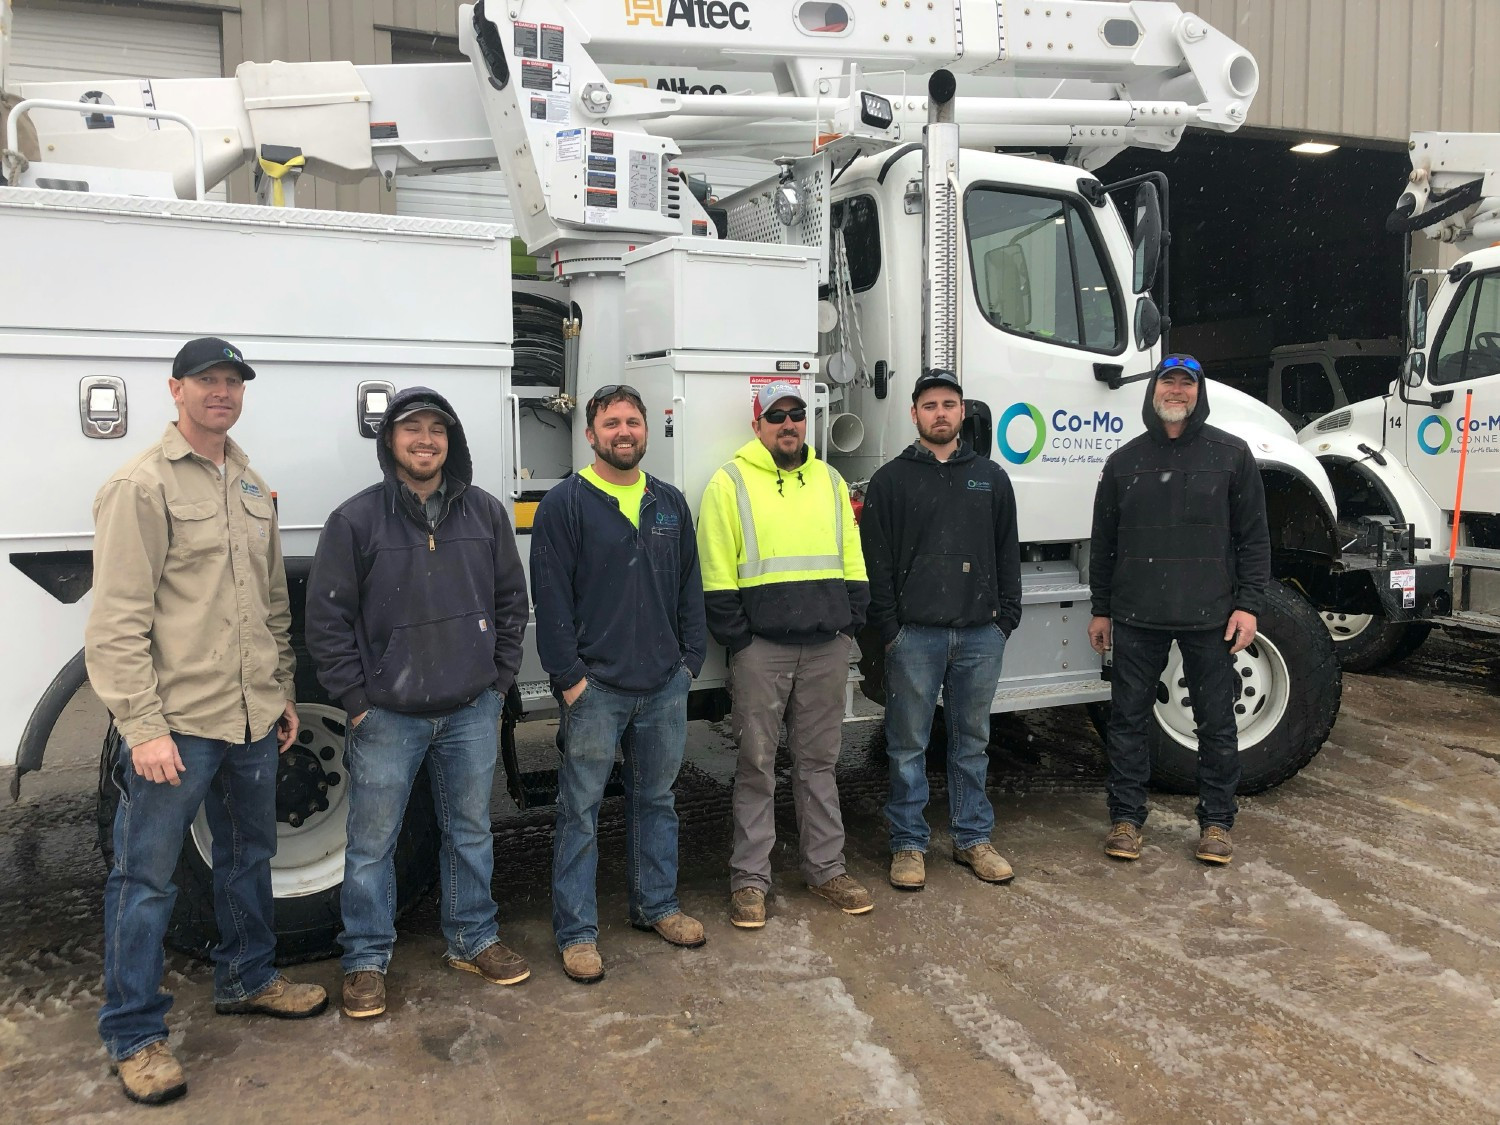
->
<box><xmin>1105</xmin><ymin>621</ymin><xmax>1240</xmax><ymax>831</ymax></box>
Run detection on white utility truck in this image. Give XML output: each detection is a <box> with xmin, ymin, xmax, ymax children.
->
<box><xmin>1</xmin><ymin>1</ymin><xmax>1418</xmax><ymax>959</ymax></box>
<box><xmin>1299</xmin><ymin>132</ymin><xmax>1500</xmax><ymax>670</ymax></box>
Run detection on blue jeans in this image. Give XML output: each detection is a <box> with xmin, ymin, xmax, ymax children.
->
<box><xmin>883</xmin><ymin>624</ymin><xmax>1007</xmax><ymax>853</ymax></box>
<box><xmin>340</xmin><ymin>688</ymin><xmax>503</xmax><ymax>973</ymax></box>
<box><xmin>1106</xmin><ymin>621</ymin><xmax>1240</xmax><ymax>830</ymax></box>
<box><xmin>552</xmin><ymin>666</ymin><xmax>691</xmax><ymax>951</ymax></box>
<box><xmin>99</xmin><ymin>730</ymin><xmax>280</xmax><ymax>1062</ymax></box>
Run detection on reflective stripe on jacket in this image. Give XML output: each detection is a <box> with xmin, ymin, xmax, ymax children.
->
<box><xmin>697</xmin><ymin>439</ymin><xmax>869</xmax><ymax>652</ymax></box>
<box><xmin>85</xmin><ymin>423</ymin><xmax>294</xmax><ymax>747</ymax></box>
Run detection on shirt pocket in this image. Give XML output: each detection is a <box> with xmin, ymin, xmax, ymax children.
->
<box><xmin>1183</xmin><ymin>472</ymin><xmax>1224</xmax><ymax>525</ymax></box>
<box><xmin>166</xmin><ymin>499</ymin><xmax>222</xmax><ymax>560</ymax></box>
<box><xmin>647</xmin><ymin>524</ymin><xmax>680</xmax><ymax>573</ymax></box>
<box><xmin>241</xmin><ymin>494</ymin><xmax>275</xmax><ymax>558</ymax></box>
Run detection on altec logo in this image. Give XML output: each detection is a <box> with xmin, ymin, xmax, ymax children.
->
<box><xmin>625</xmin><ymin>0</ymin><xmax>751</xmax><ymax>29</ymax></box>
<box><xmin>1416</xmin><ymin>414</ymin><xmax>1453</xmax><ymax>455</ymax></box>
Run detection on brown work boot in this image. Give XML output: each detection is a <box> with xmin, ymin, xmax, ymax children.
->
<box><xmin>953</xmin><ymin>842</ymin><xmax>1014</xmax><ymax>884</ymax></box>
<box><xmin>634</xmin><ymin>911</ymin><xmax>706</xmax><ymax>948</ymax></box>
<box><xmin>449</xmin><ymin>940</ymin><xmax>530</xmax><ymax>985</ymax></box>
<box><xmin>730</xmin><ymin>887</ymin><xmax>766</xmax><ymax>929</ymax></box>
<box><xmin>808</xmin><ymin>873</ymin><xmax>874</xmax><ymax>915</ymax></box>
<box><xmin>111</xmin><ymin>1041</ymin><xmax>186</xmax><ymax>1106</ymax></box>
<box><xmin>215</xmin><ymin>974</ymin><xmax>328</xmax><ymax>1019</ymax></box>
<box><xmin>1104</xmin><ymin>821</ymin><xmax>1143</xmax><ymax>861</ymax></box>
<box><xmin>340</xmin><ymin>971</ymin><xmax>386</xmax><ymax>1019</ymax></box>
<box><xmin>562</xmin><ymin>943</ymin><xmax>605</xmax><ymax>984</ymax></box>
<box><xmin>889</xmin><ymin>850</ymin><xmax>926</xmax><ymax>891</ymax></box>
<box><xmin>1196</xmin><ymin>826</ymin><xmax>1234</xmax><ymax>865</ymax></box>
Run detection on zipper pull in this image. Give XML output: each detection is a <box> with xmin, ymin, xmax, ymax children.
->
<box><xmin>428</xmin><ymin>533</ymin><xmax>436</xmax><ymax>552</ymax></box>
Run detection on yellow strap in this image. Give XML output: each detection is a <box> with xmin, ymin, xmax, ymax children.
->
<box><xmin>256</xmin><ymin>153</ymin><xmax>307</xmax><ymax>208</ymax></box>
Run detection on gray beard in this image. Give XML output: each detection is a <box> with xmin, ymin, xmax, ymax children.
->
<box><xmin>1154</xmin><ymin>402</ymin><xmax>1190</xmax><ymax>424</ymax></box>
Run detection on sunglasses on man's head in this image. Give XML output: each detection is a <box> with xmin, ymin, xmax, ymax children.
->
<box><xmin>762</xmin><ymin>407</ymin><xmax>807</xmax><ymax>424</ymax></box>
<box><xmin>1160</xmin><ymin>356</ymin><xmax>1203</xmax><ymax>374</ymax></box>
<box><xmin>588</xmin><ymin>383</ymin><xmax>642</xmax><ymax>406</ymax></box>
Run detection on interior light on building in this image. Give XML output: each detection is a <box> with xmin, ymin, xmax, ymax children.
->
<box><xmin>1290</xmin><ymin>141</ymin><xmax>1339</xmax><ymax>154</ymax></box>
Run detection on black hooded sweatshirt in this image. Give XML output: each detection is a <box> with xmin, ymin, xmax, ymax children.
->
<box><xmin>1089</xmin><ymin>371</ymin><xmax>1271</xmax><ymax>630</ymax></box>
<box><xmin>306</xmin><ymin>385</ymin><xmax>529</xmax><ymax>717</ymax></box>
<box><xmin>860</xmin><ymin>441</ymin><xmax>1023</xmax><ymax>644</ymax></box>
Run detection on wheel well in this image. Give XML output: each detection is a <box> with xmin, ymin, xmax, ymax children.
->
<box><xmin>1262</xmin><ymin>467</ymin><xmax>1337</xmax><ymax>563</ymax></box>
<box><xmin>1318</xmin><ymin>456</ymin><xmax>1404</xmax><ymax>540</ymax></box>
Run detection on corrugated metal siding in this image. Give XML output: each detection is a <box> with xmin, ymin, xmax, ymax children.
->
<box><xmin>1182</xmin><ymin>0</ymin><xmax>1500</xmax><ymax>141</ymax></box>
<box><xmin>9</xmin><ymin>7</ymin><xmax>222</xmax><ymax>83</ymax></box>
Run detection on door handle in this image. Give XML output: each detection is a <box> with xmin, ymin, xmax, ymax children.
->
<box><xmin>80</xmin><ymin>376</ymin><xmax>127</xmax><ymax>438</ymax></box>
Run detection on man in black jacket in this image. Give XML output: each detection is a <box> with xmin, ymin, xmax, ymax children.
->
<box><xmin>530</xmin><ymin>385</ymin><xmax>707</xmax><ymax>984</ymax></box>
<box><xmin>307</xmin><ymin>386</ymin><xmax>530</xmax><ymax>1019</ymax></box>
<box><xmin>1088</xmin><ymin>354</ymin><xmax>1270</xmax><ymax>865</ymax></box>
<box><xmin>861</xmin><ymin>370</ymin><xmax>1023</xmax><ymax>892</ymax></box>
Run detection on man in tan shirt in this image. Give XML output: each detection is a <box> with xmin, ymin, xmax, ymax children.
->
<box><xmin>87</xmin><ymin>338</ymin><xmax>326</xmax><ymax>1107</ymax></box>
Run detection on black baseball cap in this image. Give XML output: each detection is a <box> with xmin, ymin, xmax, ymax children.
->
<box><xmin>172</xmin><ymin>337</ymin><xmax>256</xmax><ymax>381</ymax></box>
<box><xmin>912</xmin><ymin>368</ymin><xmax>962</xmax><ymax>402</ymax></box>
<box><xmin>391</xmin><ymin>399</ymin><xmax>456</xmax><ymax>425</ymax></box>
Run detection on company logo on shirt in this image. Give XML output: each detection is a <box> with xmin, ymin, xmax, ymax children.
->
<box><xmin>966</xmin><ymin>479</ymin><xmax>992</xmax><ymax>491</ymax></box>
<box><xmin>656</xmin><ymin>511</ymin><xmax>680</xmax><ymax>527</ymax></box>
<box><xmin>240</xmin><ymin>480</ymin><xmax>263</xmax><ymax>497</ymax></box>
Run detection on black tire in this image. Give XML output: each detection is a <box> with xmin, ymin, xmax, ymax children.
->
<box><xmin>1322</xmin><ymin>611</ymin><xmax>1431</xmax><ymax>673</ymax></box>
<box><xmin>97</xmin><ymin>690</ymin><xmax>440</xmax><ymax>965</ymax></box>
<box><xmin>1087</xmin><ymin>584</ymin><xmax>1342</xmax><ymax>796</ymax></box>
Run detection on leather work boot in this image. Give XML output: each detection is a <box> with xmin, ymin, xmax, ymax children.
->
<box><xmin>562</xmin><ymin>943</ymin><xmax>605</xmax><ymax>984</ymax></box>
<box><xmin>215</xmin><ymin>974</ymin><xmax>328</xmax><ymax>1019</ymax></box>
<box><xmin>111</xmin><ymin>1041</ymin><xmax>187</xmax><ymax>1106</ymax></box>
<box><xmin>1104</xmin><ymin>822</ymin><xmax>1143</xmax><ymax>861</ymax></box>
<box><xmin>889</xmin><ymin>850</ymin><xmax>926</xmax><ymax>891</ymax></box>
<box><xmin>449</xmin><ymin>940</ymin><xmax>531</xmax><ymax>985</ymax></box>
<box><xmin>808</xmin><ymin>873</ymin><xmax>875</xmax><ymax>915</ymax></box>
<box><xmin>634</xmin><ymin>911</ymin><xmax>707</xmax><ymax>948</ymax></box>
<box><xmin>1196</xmin><ymin>826</ymin><xmax>1234</xmax><ymax>865</ymax></box>
<box><xmin>729</xmin><ymin>887</ymin><xmax>766</xmax><ymax>929</ymax></box>
<box><xmin>341</xmin><ymin>971</ymin><xmax>386</xmax><ymax>1019</ymax></box>
<box><xmin>953</xmin><ymin>842</ymin><xmax>1014</xmax><ymax>884</ymax></box>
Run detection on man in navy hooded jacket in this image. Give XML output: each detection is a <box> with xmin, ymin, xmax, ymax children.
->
<box><xmin>307</xmin><ymin>386</ymin><xmax>530</xmax><ymax>1019</ymax></box>
<box><xmin>1088</xmin><ymin>355</ymin><xmax>1270</xmax><ymax>866</ymax></box>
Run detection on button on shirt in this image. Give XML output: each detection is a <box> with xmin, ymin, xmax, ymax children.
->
<box><xmin>85</xmin><ymin>423</ymin><xmax>295</xmax><ymax>747</ymax></box>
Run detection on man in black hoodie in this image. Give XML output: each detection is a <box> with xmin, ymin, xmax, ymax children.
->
<box><xmin>1088</xmin><ymin>355</ymin><xmax>1270</xmax><ymax>866</ymax></box>
<box><xmin>307</xmin><ymin>387</ymin><xmax>530</xmax><ymax>1019</ymax></box>
<box><xmin>861</xmin><ymin>370</ymin><xmax>1023</xmax><ymax>893</ymax></box>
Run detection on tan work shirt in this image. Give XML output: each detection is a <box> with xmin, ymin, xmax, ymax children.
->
<box><xmin>85</xmin><ymin>423</ymin><xmax>295</xmax><ymax>747</ymax></box>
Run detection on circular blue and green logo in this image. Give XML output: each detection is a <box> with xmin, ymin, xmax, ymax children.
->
<box><xmin>1416</xmin><ymin>414</ymin><xmax>1452</xmax><ymax>455</ymax></box>
<box><xmin>996</xmin><ymin>402</ymin><xmax>1046</xmax><ymax>465</ymax></box>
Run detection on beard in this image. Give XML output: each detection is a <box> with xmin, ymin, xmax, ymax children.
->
<box><xmin>1154</xmin><ymin>401</ymin><xmax>1190</xmax><ymax>424</ymax></box>
<box><xmin>917</xmin><ymin>418</ymin><xmax>959</xmax><ymax>446</ymax></box>
<box><xmin>593</xmin><ymin>434</ymin><xmax>646</xmax><ymax>471</ymax></box>
<box><xmin>769</xmin><ymin>429</ymin><xmax>805</xmax><ymax>470</ymax></box>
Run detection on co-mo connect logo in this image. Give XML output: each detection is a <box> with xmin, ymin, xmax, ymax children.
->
<box><xmin>996</xmin><ymin>402</ymin><xmax>1126</xmax><ymax>465</ymax></box>
<box><xmin>996</xmin><ymin>403</ymin><xmax>1046</xmax><ymax>465</ymax></box>
<box><xmin>625</xmin><ymin>0</ymin><xmax>751</xmax><ymax>29</ymax></box>
<box><xmin>1416</xmin><ymin>414</ymin><xmax>1453</xmax><ymax>455</ymax></box>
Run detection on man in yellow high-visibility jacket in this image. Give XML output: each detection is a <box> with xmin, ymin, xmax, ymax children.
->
<box><xmin>697</xmin><ymin>381</ymin><xmax>873</xmax><ymax>929</ymax></box>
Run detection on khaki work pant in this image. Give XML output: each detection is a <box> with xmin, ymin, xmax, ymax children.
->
<box><xmin>729</xmin><ymin>634</ymin><xmax>851</xmax><ymax>891</ymax></box>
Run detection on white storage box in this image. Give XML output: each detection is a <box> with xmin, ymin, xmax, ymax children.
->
<box><xmin>623</xmin><ymin>238</ymin><xmax>819</xmax><ymax>356</ymax></box>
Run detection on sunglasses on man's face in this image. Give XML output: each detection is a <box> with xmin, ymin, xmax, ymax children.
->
<box><xmin>762</xmin><ymin>407</ymin><xmax>807</xmax><ymax>424</ymax></box>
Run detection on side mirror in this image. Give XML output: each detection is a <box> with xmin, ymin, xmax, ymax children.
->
<box><xmin>1407</xmin><ymin>276</ymin><xmax>1429</xmax><ymax>349</ymax></box>
<box><xmin>1403</xmin><ymin>350</ymin><xmax>1427</xmax><ymax>388</ymax></box>
<box><xmin>1131</xmin><ymin>181</ymin><xmax>1163</xmax><ymax>294</ymax></box>
<box><xmin>1134</xmin><ymin>295</ymin><xmax>1162</xmax><ymax>350</ymax></box>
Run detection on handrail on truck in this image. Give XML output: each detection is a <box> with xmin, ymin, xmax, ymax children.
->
<box><xmin>5</xmin><ymin>99</ymin><xmax>208</xmax><ymax>201</ymax></box>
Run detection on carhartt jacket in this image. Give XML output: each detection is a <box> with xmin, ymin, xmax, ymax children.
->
<box><xmin>530</xmin><ymin>470</ymin><xmax>707</xmax><ymax>694</ymax></box>
<box><xmin>860</xmin><ymin>441</ymin><xmax>1023</xmax><ymax>644</ymax></box>
<box><xmin>305</xmin><ymin>386</ymin><xmax>528</xmax><ymax>717</ymax></box>
<box><xmin>1089</xmin><ymin>371</ymin><xmax>1271</xmax><ymax>630</ymax></box>
<box><xmin>697</xmin><ymin>439</ymin><xmax>869</xmax><ymax>652</ymax></box>
<box><xmin>85</xmin><ymin>424</ymin><xmax>294</xmax><ymax>747</ymax></box>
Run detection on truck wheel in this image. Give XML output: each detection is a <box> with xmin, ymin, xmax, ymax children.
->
<box><xmin>1320</xmin><ymin>611</ymin><xmax>1431</xmax><ymax>672</ymax></box>
<box><xmin>1087</xmin><ymin>584</ymin><xmax>1342</xmax><ymax>796</ymax></box>
<box><xmin>96</xmin><ymin>700</ymin><xmax>440</xmax><ymax>964</ymax></box>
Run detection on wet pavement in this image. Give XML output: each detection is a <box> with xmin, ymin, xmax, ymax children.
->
<box><xmin>3</xmin><ymin>634</ymin><xmax>1499</xmax><ymax>1124</ymax></box>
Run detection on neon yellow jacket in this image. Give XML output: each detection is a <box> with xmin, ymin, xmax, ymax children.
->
<box><xmin>697</xmin><ymin>439</ymin><xmax>868</xmax><ymax>652</ymax></box>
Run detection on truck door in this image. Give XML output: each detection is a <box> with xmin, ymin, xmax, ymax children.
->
<box><xmin>1406</xmin><ymin>268</ymin><xmax>1500</xmax><ymax>524</ymax></box>
<box><xmin>961</xmin><ymin>183</ymin><xmax>1134</xmax><ymax>540</ymax></box>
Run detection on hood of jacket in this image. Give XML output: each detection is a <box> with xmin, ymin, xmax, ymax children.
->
<box><xmin>896</xmin><ymin>440</ymin><xmax>977</xmax><ymax>466</ymax></box>
<box><xmin>1141</xmin><ymin>368</ymin><xmax>1211</xmax><ymax>444</ymax></box>
<box><xmin>378</xmin><ymin>385</ymin><xmax>474</xmax><ymax>487</ymax></box>
<box><xmin>733</xmin><ymin>436</ymin><xmax>817</xmax><ymax>477</ymax></box>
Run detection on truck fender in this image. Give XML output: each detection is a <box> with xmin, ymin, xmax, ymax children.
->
<box><xmin>1238</xmin><ymin>423</ymin><xmax>1339</xmax><ymax>559</ymax></box>
<box><xmin>11</xmin><ymin>649</ymin><xmax>88</xmax><ymax>801</ymax></box>
<box><xmin>1306</xmin><ymin>429</ymin><xmax>1445</xmax><ymax>549</ymax></box>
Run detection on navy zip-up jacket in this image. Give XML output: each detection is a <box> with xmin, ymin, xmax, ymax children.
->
<box><xmin>529</xmin><ymin>470</ymin><xmax>707</xmax><ymax>694</ymax></box>
<box><xmin>305</xmin><ymin>386</ymin><xmax>528</xmax><ymax>716</ymax></box>
<box><xmin>860</xmin><ymin>441</ymin><xmax>1023</xmax><ymax>645</ymax></box>
<box><xmin>1089</xmin><ymin>371</ymin><xmax>1271</xmax><ymax>630</ymax></box>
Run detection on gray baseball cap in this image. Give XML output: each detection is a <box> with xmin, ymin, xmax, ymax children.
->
<box><xmin>754</xmin><ymin>380</ymin><xmax>806</xmax><ymax>419</ymax></box>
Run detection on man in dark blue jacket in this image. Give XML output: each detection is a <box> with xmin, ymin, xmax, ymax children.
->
<box><xmin>307</xmin><ymin>386</ymin><xmax>530</xmax><ymax>1019</ymax></box>
<box><xmin>1088</xmin><ymin>355</ymin><xmax>1270</xmax><ymax>866</ymax></box>
<box><xmin>860</xmin><ymin>370</ymin><xmax>1022</xmax><ymax>894</ymax></box>
<box><xmin>530</xmin><ymin>385</ymin><xmax>708</xmax><ymax>984</ymax></box>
